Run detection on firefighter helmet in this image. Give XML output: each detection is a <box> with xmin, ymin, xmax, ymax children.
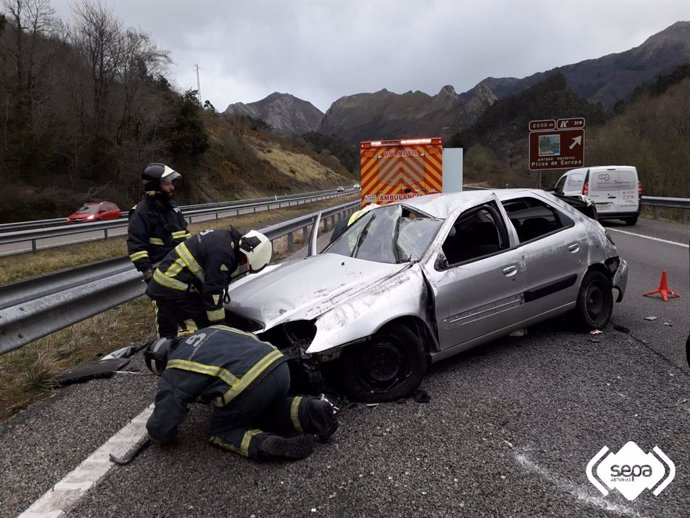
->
<box><xmin>142</xmin><ymin>163</ymin><xmax>181</xmax><ymax>193</ymax></box>
<box><xmin>239</xmin><ymin>230</ymin><xmax>272</xmax><ymax>273</ymax></box>
<box><xmin>144</xmin><ymin>337</ymin><xmax>176</xmax><ymax>375</ymax></box>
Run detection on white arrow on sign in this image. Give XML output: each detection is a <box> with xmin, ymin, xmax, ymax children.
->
<box><xmin>569</xmin><ymin>136</ymin><xmax>583</xmax><ymax>149</ymax></box>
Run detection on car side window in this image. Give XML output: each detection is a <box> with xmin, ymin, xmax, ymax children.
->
<box><xmin>441</xmin><ymin>203</ymin><xmax>507</xmax><ymax>266</ymax></box>
<box><xmin>502</xmin><ymin>197</ymin><xmax>573</xmax><ymax>243</ymax></box>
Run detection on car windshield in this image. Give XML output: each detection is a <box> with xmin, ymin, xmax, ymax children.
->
<box><xmin>323</xmin><ymin>204</ymin><xmax>442</xmax><ymax>264</ymax></box>
<box><xmin>76</xmin><ymin>205</ymin><xmax>99</xmax><ymax>213</ymax></box>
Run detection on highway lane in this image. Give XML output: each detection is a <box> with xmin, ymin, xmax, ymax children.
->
<box><xmin>1</xmin><ymin>217</ymin><xmax>688</xmax><ymax>518</ymax></box>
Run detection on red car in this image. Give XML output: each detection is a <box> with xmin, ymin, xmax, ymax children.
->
<box><xmin>66</xmin><ymin>201</ymin><xmax>122</xmax><ymax>223</ymax></box>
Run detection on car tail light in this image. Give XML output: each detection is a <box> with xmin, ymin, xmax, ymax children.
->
<box><xmin>582</xmin><ymin>179</ymin><xmax>589</xmax><ymax>196</ymax></box>
<box><xmin>638</xmin><ymin>181</ymin><xmax>643</xmax><ymax>195</ymax></box>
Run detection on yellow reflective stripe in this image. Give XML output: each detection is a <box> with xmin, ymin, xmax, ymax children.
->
<box><xmin>149</xmin><ymin>237</ymin><xmax>165</xmax><ymax>245</ymax></box>
<box><xmin>166</xmin><ymin>257</ymin><xmax>186</xmax><ymax>278</ymax></box>
<box><xmin>183</xmin><ymin>320</ymin><xmax>198</xmax><ymax>334</ymax></box>
<box><xmin>152</xmin><ymin>268</ymin><xmax>189</xmax><ymax>291</ymax></box>
<box><xmin>291</xmin><ymin>396</ymin><xmax>304</xmax><ymax>433</ymax></box>
<box><xmin>219</xmin><ymin>350</ymin><xmax>284</xmax><ymax>405</ymax></box>
<box><xmin>130</xmin><ymin>251</ymin><xmax>149</xmax><ymax>261</ymax></box>
<box><xmin>209</xmin><ymin>436</ymin><xmax>242</xmax><ymax>455</ymax></box>
<box><xmin>241</xmin><ymin>429</ymin><xmax>263</xmax><ymax>457</ymax></box>
<box><xmin>167</xmin><ymin>359</ymin><xmax>239</xmax><ymax>386</ymax></box>
<box><xmin>209</xmin><ymin>325</ymin><xmax>264</xmax><ymax>341</ymax></box>
<box><xmin>210</xmin><ymin>432</ymin><xmax>261</xmax><ymax>458</ymax></box>
<box><xmin>177</xmin><ymin>243</ymin><xmax>204</xmax><ymax>282</ymax></box>
<box><xmin>207</xmin><ymin>308</ymin><xmax>225</xmax><ymax>322</ymax></box>
<box><xmin>171</xmin><ymin>230</ymin><xmax>188</xmax><ymax>239</ymax></box>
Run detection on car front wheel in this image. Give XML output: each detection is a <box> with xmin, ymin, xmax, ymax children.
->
<box><xmin>340</xmin><ymin>323</ymin><xmax>426</xmax><ymax>403</ymax></box>
<box><xmin>575</xmin><ymin>270</ymin><xmax>613</xmax><ymax>330</ymax></box>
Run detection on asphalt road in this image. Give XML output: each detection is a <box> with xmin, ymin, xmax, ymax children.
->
<box><xmin>1</xmin><ymin>217</ymin><xmax>688</xmax><ymax>518</ymax></box>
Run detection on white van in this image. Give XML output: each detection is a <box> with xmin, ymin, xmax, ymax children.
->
<box><xmin>553</xmin><ymin>165</ymin><xmax>641</xmax><ymax>225</ymax></box>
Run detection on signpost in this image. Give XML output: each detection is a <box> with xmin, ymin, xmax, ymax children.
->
<box><xmin>529</xmin><ymin>117</ymin><xmax>585</xmax><ymax>171</ymax></box>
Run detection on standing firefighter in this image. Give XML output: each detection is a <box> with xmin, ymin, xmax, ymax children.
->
<box><xmin>146</xmin><ymin>227</ymin><xmax>271</xmax><ymax>338</ymax></box>
<box><xmin>127</xmin><ymin>163</ymin><xmax>190</xmax><ymax>283</ymax></box>
<box><xmin>145</xmin><ymin>326</ymin><xmax>338</xmax><ymax>460</ymax></box>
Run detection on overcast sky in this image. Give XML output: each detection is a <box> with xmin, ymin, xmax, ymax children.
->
<box><xmin>48</xmin><ymin>0</ymin><xmax>690</xmax><ymax>113</ymax></box>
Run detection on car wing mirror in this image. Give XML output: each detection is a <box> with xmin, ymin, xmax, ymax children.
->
<box><xmin>434</xmin><ymin>253</ymin><xmax>449</xmax><ymax>271</ymax></box>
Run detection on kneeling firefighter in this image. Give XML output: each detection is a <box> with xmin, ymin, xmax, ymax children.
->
<box><xmin>145</xmin><ymin>325</ymin><xmax>338</xmax><ymax>460</ymax></box>
<box><xmin>146</xmin><ymin>227</ymin><xmax>272</xmax><ymax>338</ymax></box>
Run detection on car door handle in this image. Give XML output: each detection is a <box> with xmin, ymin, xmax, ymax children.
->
<box><xmin>502</xmin><ymin>265</ymin><xmax>518</xmax><ymax>277</ymax></box>
<box><xmin>568</xmin><ymin>243</ymin><xmax>580</xmax><ymax>253</ymax></box>
<box><xmin>608</xmin><ymin>195</ymin><xmax>616</xmax><ymax>199</ymax></box>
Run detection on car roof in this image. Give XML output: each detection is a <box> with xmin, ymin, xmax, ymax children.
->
<box><xmin>396</xmin><ymin>189</ymin><xmax>540</xmax><ymax>219</ymax></box>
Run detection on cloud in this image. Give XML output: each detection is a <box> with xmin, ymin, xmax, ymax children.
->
<box><xmin>46</xmin><ymin>0</ymin><xmax>690</xmax><ymax>112</ymax></box>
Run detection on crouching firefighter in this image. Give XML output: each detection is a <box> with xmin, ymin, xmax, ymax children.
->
<box><xmin>146</xmin><ymin>227</ymin><xmax>271</xmax><ymax>338</ymax></box>
<box><xmin>145</xmin><ymin>325</ymin><xmax>339</xmax><ymax>460</ymax></box>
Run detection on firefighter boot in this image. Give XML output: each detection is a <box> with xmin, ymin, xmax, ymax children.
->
<box><xmin>301</xmin><ymin>398</ymin><xmax>338</xmax><ymax>443</ymax></box>
<box><xmin>257</xmin><ymin>434</ymin><xmax>314</xmax><ymax>460</ymax></box>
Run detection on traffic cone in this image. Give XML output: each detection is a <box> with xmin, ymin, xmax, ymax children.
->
<box><xmin>643</xmin><ymin>271</ymin><xmax>680</xmax><ymax>302</ymax></box>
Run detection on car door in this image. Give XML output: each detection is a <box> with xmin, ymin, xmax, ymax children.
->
<box><xmin>503</xmin><ymin>195</ymin><xmax>586</xmax><ymax>320</ymax></box>
<box><xmin>422</xmin><ymin>201</ymin><xmax>524</xmax><ymax>353</ymax></box>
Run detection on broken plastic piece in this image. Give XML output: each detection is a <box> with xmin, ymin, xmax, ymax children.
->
<box><xmin>644</xmin><ymin>316</ymin><xmax>658</xmax><ymax>321</ymax></box>
<box><xmin>590</xmin><ymin>329</ymin><xmax>603</xmax><ymax>335</ymax></box>
<box><xmin>55</xmin><ymin>358</ymin><xmax>130</xmax><ymax>387</ymax></box>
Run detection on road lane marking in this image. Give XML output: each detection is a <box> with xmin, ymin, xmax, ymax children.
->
<box><xmin>608</xmin><ymin>228</ymin><xmax>689</xmax><ymax>248</ymax></box>
<box><xmin>514</xmin><ymin>452</ymin><xmax>643</xmax><ymax>518</ymax></box>
<box><xmin>19</xmin><ymin>403</ymin><xmax>154</xmax><ymax>518</ymax></box>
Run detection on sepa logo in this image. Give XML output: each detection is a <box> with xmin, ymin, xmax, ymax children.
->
<box><xmin>587</xmin><ymin>441</ymin><xmax>675</xmax><ymax>501</ymax></box>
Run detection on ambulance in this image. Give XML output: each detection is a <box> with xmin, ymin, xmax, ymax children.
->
<box><xmin>359</xmin><ymin>137</ymin><xmax>449</xmax><ymax>207</ymax></box>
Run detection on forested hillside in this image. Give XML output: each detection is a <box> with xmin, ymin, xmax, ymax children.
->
<box><xmin>0</xmin><ymin>0</ymin><xmax>352</xmax><ymax>222</ymax></box>
<box><xmin>450</xmin><ymin>68</ymin><xmax>690</xmax><ymax>195</ymax></box>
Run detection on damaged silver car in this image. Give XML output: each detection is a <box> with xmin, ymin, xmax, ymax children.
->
<box><xmin>225</xmin><ymin>189</ymin><xmax>628</xmax><ymax>402</ymax></box>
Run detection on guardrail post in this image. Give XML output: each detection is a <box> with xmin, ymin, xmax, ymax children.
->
<box><xmin>32</xmin><ymin>239</ymin><xmax>37</xmax><ymax>253</ymax></box>
<box><xmin>683</xmin><ymin>209</ymin><xmax>688</xmax><ymax>225</ymax></box>
<box><xmin>287</xmin><ymin>232</ymin><xmax>294</xmax><ymax>252</ymax></box>
<box><xmin>104</xmin><ymin>228</ymin><xmax>109</xmax><ymax>240</ymax></box>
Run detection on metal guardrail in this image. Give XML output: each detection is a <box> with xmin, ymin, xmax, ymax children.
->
<box><xmin>641</xmin><ymin>196</ymin><xmax>690</xmax><ymax>223</ymax></box>
<box><xmin>0</xmin><ymin>190</ymin><xmax>349</xmax><ymax>255</ymax></box>
<box><xmin>0</xmin><ymin>188</ymin><xmax>344</xmax><ymax>233</ymax></box>
<box><xmin>0</xmin><ymin>201</ymin><xmax>359</xmax><ymax>356</ymax></box>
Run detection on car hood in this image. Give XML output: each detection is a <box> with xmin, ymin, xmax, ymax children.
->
<box><xmin>225</xmin><ymin>253</ymin><xmax>409</xmax><ymax>330</ymax></box>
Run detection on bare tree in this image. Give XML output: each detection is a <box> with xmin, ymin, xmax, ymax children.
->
<box><xmin>70</xmin><ymin>0</ymin><xmax>123</xmax><ymax>140</ymax></box>
<box><xmin>1</xmin><ymin>0</ymin><xmax>54</xmax><ymax>112</ymax></box>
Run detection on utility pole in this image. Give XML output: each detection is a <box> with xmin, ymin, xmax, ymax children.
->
<box><xmin>194</xmin><ymin>64</ymin><xmax>201</xmax><ymax>103</ymax></box>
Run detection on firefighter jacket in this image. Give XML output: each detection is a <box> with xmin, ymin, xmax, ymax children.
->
<box><xmin>127</xmin><ymin>196</ymin><xmax>190</xmax><ymax>273</ymax></box>
<box><xmin>147</xmin><ymin>228</ymin><xmax>243</xmax><ymax>323</ymax></box>
<box><xmin>147</xmin><ymin>325</ymin><xmax>286</xmax><ymax>443</ymax></box>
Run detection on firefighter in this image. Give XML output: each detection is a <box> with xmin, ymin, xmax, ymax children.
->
<box><xmin>329</xmin><ymin>203</ymin><xmax>380</xmax><ymax>244</ymax></box>
<box><xmin>145</xmin><ymin>227</ymin><xmax>271</xmax><ymax>338</ymax></box>
<box><xmin>127</xmin><ymin>163</ymin><xmax>190</xmax><ymax>283</ymax></box>
<box><xmin>145</xmin><ymin>325</ymin><xmax>338</xmax><ymax>460</ymax></box>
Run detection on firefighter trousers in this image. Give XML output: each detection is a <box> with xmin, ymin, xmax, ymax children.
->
<box><xmin>208</xmin><ymin>363</ymin><xmax>316</xmax><ymax>459</ymax></box>
<box><xmin>151</xmin><ymin>296</ymin><xmax>210</xmax><ymax>338</ymax></box>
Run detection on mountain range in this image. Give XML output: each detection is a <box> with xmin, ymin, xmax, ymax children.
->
<box><xmin>224</xmin><ymin>21</ymin><xmax>690</xmax><ymax>144</ymax></box>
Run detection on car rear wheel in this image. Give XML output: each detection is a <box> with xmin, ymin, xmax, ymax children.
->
<box><xmin>340</xmin><ymin>323</ymin><xmax>426</xmax><ymax>403</ymax></box>
<box><xmin>575</xmin><ymin>270</ymin><xmax>613</xmax><ymax>330</ymax></box>
<box><xmin>623</xmin><ymin>215</ymin><xmax>638</xmax><ymax>225</ymax></box>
